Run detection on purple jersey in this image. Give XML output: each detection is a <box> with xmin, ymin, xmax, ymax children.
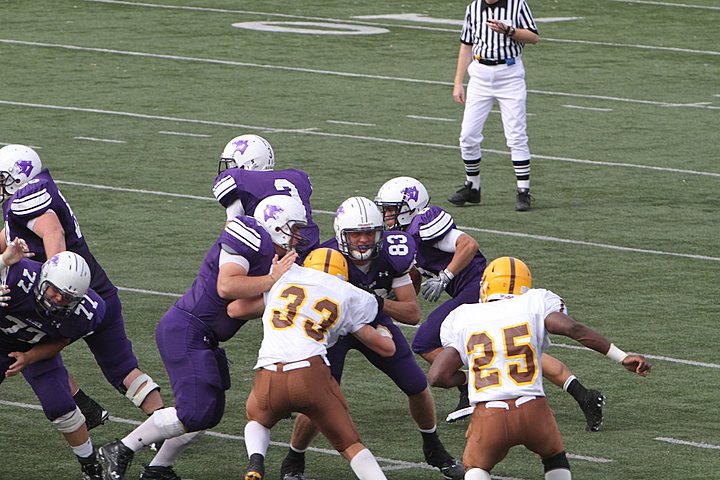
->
<box><xmin>321</xmin><ymin>230</ymin><xmax>416</xmax><ymax>297</ymax></box>
<box><xmin>2</xmin><ymin>169</ymin><xmax>116</xmax><ymax>298</ymax></box>
<box><xmin>0</xmin><ymin>258</ymin><xmax>105</xmax><ymax>352</ymax></box>
<box><xmin>406</xmin><ymin>206</ymin><xmax>487</xmax><ymax>298</ymax></box>
<box><xmin>174</xmin><ymin>216</ymin><xmax>275</xmax><ymax>342</ymax></box>
<box><xmin>212</xmin><ymin>168</ymin><xmax>320</xmax><ymax>252</ymax></box>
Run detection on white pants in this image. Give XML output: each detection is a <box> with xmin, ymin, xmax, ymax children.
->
<box><xmin>459</xmin><ymin>57</ymin><xmax>530</xmax><ymax>161</ymax></box>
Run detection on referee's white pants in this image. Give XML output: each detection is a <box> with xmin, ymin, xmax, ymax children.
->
<box><xmin>459</xmin><ymin>57</ymin><xmax>530</xmax><ymax>161</ymax></box>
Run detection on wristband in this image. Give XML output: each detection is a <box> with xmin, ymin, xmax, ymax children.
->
<box><xmin>441</xmin><ymin>268</ymin><xmax>455</xmax><ymax>280</ymax></box>
<box><xmin>606</xmin><ymin>343</ymin><xmax>627</xmax><ymax>363</ymax></box>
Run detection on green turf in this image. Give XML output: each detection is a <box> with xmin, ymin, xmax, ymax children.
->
<box><xmin>0</xmin><ymin>1</ymin><xmax>718</xmax><ymax>479</ymax></box>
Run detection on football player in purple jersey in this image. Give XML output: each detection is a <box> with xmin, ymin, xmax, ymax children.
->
<box><xmin>0</xmin><ymin>144</ymin><xmax>165</xmax><ymax>428</ymax></box>
<box><xmin>376</xmin><ymin>177</ymin><xmax>607</xmax><ymax>431</ymax></box>
<box><xmin>212</xmin><ymin>134</ymin><xmax>320</xmax><ymax>259</ymax></box>
<box><xmin>0</xmin><ymin>241</ymin><xmax>106</xmax><ymax>479</ymax></box>
<box><xmin>98</xmin><ymin>195</ymin><xmax>307</xmax><ymax>480</ymax></box>
<box><xmin>279</xmin><ymin>197</ymin><xmax>464</xmax><ymax>480</ymax></box>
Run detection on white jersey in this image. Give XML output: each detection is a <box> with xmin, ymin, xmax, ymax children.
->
<box><xmin>254</xmin><ymin>264</ymin><xmax>379</xmax><ymax>369</ymax></box>
<box><xmin>441</xmin><ymin>288</ymin><xmax>565</xmax><ymax>404</ymax></box>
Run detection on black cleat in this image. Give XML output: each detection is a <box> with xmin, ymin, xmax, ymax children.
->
<box><xmin>446</xmin><ymin>386</ymin><xmax>473</xmax><ymax>424</ymax></box>
<box><xmin>282</xmin><ymin>474</ymin><xmax>305</xmax><ymax>480</ymax></box>
<box><xmin>515</xmin><ymin>189</ymin><xmax>532</xmax><ymax>211</ymax></box>
<box><xmin>244</xmin><ymin>453</ymin><xmax>265</xmax><ymax>480</ymax></box>
<box><xmin>140</xmin><ymin>465</ymin><xmax>181</xmax><ymax>479</ymax></box>
<box><xmin>280</xmin><ymin>449</ymin><xmax>305</xmax><ymax>480</ymax></box>
<box><xmin>581</xmin><ymin>389</ymin><xmax>606</xmax><ymax>432</ymax></box>
<box><xmin>74</xmin><ymin>389</ymin><xmax>110</xmax><ymax>431</ymax></box>
<box><xmin>98</xmin><ymin>439</ymin><xmax>134</xmax><ymax>480</ymax></box>
<box><xmin>78</xmin><ymin>451</ymin><xmax>103</xmax><ymax>480</ymax></box>
<box><xmin>424</xmin><ymin>444</ymin><xmax>464</xmax><ymax>480</ymax></box>
<box><xmin>448</xmin><ymin>182</ymin><xmax>481</xmax><ymax>206</ymax></box>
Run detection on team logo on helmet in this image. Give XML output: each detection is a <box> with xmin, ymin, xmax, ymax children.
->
<box><xmin>335</xmin><ymin>205</ymin><xmax>345</xmax><ymax>218</ymax></box>
<box><xmin>403</xmin><ymin>186</ymin><xmax>419</xmax><ymax>202</ymax></box>
<box><xmin>15</xmin><ymin>160</ymin><xmax>34</xmax><ymax>177</ymax></box>
<box><xmin>263</xmin><ymin>204</ymin><xmax>284</xmax><ymax>222</ymax></box>
<box><xmin>231</xmin><ymin>138</ymin><xmax>249</xmax><ymax>155</ymax></box>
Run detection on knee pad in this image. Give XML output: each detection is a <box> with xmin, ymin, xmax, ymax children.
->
<box><xmin>543</xmin><ymin>451</ymin><xmax>570</xmax><ymax>472</ymax></box>
<box><xmin>52</xmin><ymin>406</ymin><xmax>86</xmax><ymax>433</ymax></box>
<box><xmin>152</xmin><ymin>407</ymin><xmax>187</xmax><ymax>438</ymax></box>
<box><xmin>125</xmin><ymin>373</ymin><xmax>160</xmax><ymax>408</ymax></box>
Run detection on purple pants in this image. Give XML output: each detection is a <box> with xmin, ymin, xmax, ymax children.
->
<box><xmin>156</xmin><ymin>306</ymin><xmax>231</xmax><ymax>432</ymax></box>
<box><xmin>328</xmin><ymin>313</ymin><xmax>428</xmax><ymax>396</ymax></box>
<box><xmin>83</xmin><ymin>292</ymin><xmax>139</xmax><ymax>391</ymax></box>
<box><xmin>1</xmin><ymin>352</ymin><xmax>76</xmax><ymax>422</ymax></box>
<box><xmin>412</xmin><ymin>281</ymin><xmax>481</xmax><ymax>355</ymax></box>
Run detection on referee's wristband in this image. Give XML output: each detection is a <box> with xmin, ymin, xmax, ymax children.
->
<box><xmin>606</xmin><ymin>343</ymin><xmax>627</xmax><ymax>363</ymax></box>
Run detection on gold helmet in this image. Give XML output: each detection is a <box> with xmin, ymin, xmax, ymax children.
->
<box><xmin>303</xmin><ymin>248</ymin><xmax>349</xmax><ymax>282</ymax></box>
<box><xmin>480</xmin><ymin>257</ymin><xmax>532</xmax><ymax>302</ymax></box>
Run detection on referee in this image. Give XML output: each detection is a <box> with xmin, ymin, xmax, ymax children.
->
<box><xmin>448</xmin><ymin>0</ymin><xmax>539</xmax><ymax>211</ymax></box>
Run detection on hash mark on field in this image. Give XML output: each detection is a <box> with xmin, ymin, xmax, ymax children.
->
<box><xmin>655</xmin><ymin>437</ymin><xmax>720</xmax><ymax>449</ymax></box>
<box><xmin>74</xmin><ymin>136</ymin><xmax>126</xmax><ymax>143</ymax></box>
<box><xmin>159</xmin><ymin>131</ymin><xmax>211</xmax><ymax>137</ymax></box>
<box><xmin>326</xmin><ymin>120</ymin><xmax>376</xmax><ymax>127</ymax></box>
<box><xmin>406</xmin><ymin>115</ymin><xmax>456</xmax><ymax>122</ymax></box>
<box><xmin>608</xmin><ymin>0</ymin><xmax>720</xmax><ymax>11</ymax></box>
<box><xmin>562</xmin><ymin>105</ymin><xmax>613</xmax><ymax>112</ymax></box>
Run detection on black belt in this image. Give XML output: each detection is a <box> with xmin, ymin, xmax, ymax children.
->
<box><xmin>477</xmin><ymin>58</ymin><xmax>507</xmax><ymax>66</ymax></box>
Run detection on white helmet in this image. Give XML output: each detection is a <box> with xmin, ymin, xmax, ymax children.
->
<box><xmin>253</xmin><ymin>195</ymin><xmax>308</xmax><ymax>251</ymax></box>
<box><xmin>0</xmin><ymin>144</ymin><xmax>43</xmax><ymax>201</ymax></box>
<box><xmin>218</xmin><ymin>134</ymin><xmax>275</xmax><ymax>174</ymax></box>
<box><xmin>35</xmin><ymin>251</ymin><xmax>91</xmax><ymax>317</ymax></box>
<box><xmin>375</xmin><ymin>176</ymin><xmax>430</xmax><ymax>229</ymax></box>
<box><xmin>334</xmin><ymin>196</ymin><xmax>384</xmax><ymax>261</ymax></box>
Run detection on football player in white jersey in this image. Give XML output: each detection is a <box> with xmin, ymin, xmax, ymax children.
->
<box><xmin>229</xmin><ymin>248</ymin><xmax>393</xmax><ymax>480</ymax></box>
<box><xmin>428</xmin><ymin>257</ymin><xmax>651</xmax><ymax>480</ymax></box>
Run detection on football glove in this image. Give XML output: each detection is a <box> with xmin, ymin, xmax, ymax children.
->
<box><xmin>421</xmin><ymin>269</ymin><xmax>453</xmax><ymax>302</ymax></box>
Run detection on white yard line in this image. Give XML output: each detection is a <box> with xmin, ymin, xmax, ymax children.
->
<box><xmin>562</xmin><ymin>105</ymin><xmax>614</xmax><ymax>112</ymax></box>
<box><xmin>406</xmin><ymin>115</ymin><xmax>456</xmax><ymax>122</ymax></box>
<box><xmin>326</xmin><ymin>120</ymin><xmax>376</xmax><ymax>127</ymax></box>
<box><xmin>158</xmin><ymin>131</ymin><xmax>212</xmax><ymax>137</ymax></box>
<box><xmin>655</xmin><ymin>437</ymin><xmax>720</xmax><ymax>449</ymax></box>
<box><xmin>2</xmin><ymin>100</ymin><xmax>719</xmax><ymax>179</ymax></box>
<box><xmin>73</xmin><ymin>136</ymin><xmax>126</xmax><ymax>143</ymax></box>
<box><xmin>607</xmin><ymin>0</ymin><xmax>720</xmax><ymax>11</ymax></box>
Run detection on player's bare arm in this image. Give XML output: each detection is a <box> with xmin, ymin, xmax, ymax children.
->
<box><xmin>226</xmin><ymin>296</ymin><xmax>265</xmax><ymax>320</ymax></box>
<box><xmin>217</xmin><ymin>251</ymin><xmax>296</xmax><ymax>300</ymax></box>
<box><xmin>445</xmin><ymin>233</ymin><xmax>479</xmax><ymax>276</ymax></box>
<box><xmin>382</xmin><ymin>282</ymin><xmax>421</xmax><ymax>325</ymax></box>
<box><xmin>545</xmin><ymin>311</ymin><xmax>651</xmax><ymax>376</ymax></box>
<box><xmin>5</xmin><ymin>339</ymin><xmax>70</xmax><ymax>377</ymax></box>
<box><xmin>352</xmin><ymin>324</ymin><xmax>396</xmax><ymax>357</ymax></box>
<box><xmin>427</xmin><ymin>347</ymin><xmax>466</xmax><ymax>388</ymax></box>
<box><xmin>30</xmin><ymin>210</ymin><xmax>67</xmax><ymax>258</ymax></box>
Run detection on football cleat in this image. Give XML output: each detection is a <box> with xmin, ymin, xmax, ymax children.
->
<box><xmin>282</xmin><ymin>474</ymin><xmax>305</xmax><ymax>480</ymax></box>
<box><xmin>515</xmin><ymin>189</ymin><xmax>532</xmax><ymax>211</ymax></box>
<box><xmin>445</xmin><ymin>386</ymin><xmax>473</xmax><ymax>424</ymax></box>
<box><xmin>98</xmin><ymin>439</ymin><xmax>134</xmax><ymax>480</ymax></box>
<box><xmin>280</xmin><ymin>449</ymin><xmax>306</xmax><ymax>480</ymax></box>
<box><xmin>73</xmin><ymin>389</ymin><xmax>110</xmax><ymax>431</ymax></box>
<box><xmin>140</xmin><ymin>465</ymin><xmax>181</xmax><ymax>480</ymax></box>
<box><xmin>78</xmin><ymin>451</ymin><xmax>103</xmax><ymax>480</ymax></box>
<box><xmin>447</xmin><ymin>182</ymin><xmax>480</xmax><ymax>206</ymax></box>
<box><xmin>244</xmin><ymin>453</ymin><xmax>265</xmax><ymax>480</ymax></box>
<box><xmin>581</xmin><ymin>390</ymin><xmax>606</xmax><ymax>432</ymax></box>
<box><xmin>424</xmin><ymin>444</ymin><xmax>464</xmax><ymax>480</ymax></box>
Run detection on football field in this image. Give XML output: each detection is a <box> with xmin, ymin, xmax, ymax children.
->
<box><xmin>0</xmin><ymin>1</ymin><xmax>718</xmax><ymax>478</ymax></box>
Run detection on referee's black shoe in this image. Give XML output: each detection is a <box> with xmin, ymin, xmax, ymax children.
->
<box><xmin>516</xmin><ymin>189</ymin><xmax>532</xmax><ymax>211</ymax></box>
<box><xmin>448</xmin><ymin>181</ymin><xmax>480</xmax><ymax>206</ymax></box>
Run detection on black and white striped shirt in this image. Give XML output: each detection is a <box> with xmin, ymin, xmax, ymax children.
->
<box><xmin>460</xmin><ymin>0</ymin><xmax>538</xmax><ymax>61</ymax></box>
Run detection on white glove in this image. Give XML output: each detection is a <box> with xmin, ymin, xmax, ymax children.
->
<box><xmin>421</xmin><ymin>269</ymin><xmax>453</xmax><ymax>302</ymax></box>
